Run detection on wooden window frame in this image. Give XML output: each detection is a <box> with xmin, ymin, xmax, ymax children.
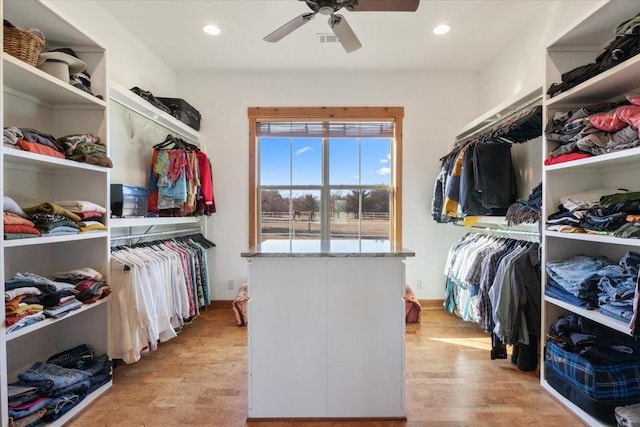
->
<box><xmin>248</xmin><ymin>106</ymin><xmax>404</xmax><ymax>248</ymax></box>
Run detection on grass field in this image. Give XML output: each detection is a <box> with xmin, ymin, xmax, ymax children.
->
<box><xmin>260</xmin><ymin>216</ymin><xmax>389</xmax><ymax>240</ymax></box>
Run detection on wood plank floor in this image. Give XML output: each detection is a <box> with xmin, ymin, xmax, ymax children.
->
<box><xmin>68</xmin><ymin>303</ymin><xmax>584</xmax><ymax>426</ymax></box>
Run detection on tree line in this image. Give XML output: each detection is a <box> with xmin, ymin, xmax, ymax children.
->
<box><xmin>261</xmin><ymin>190</ymin><xmax>389</xmax><ymax>217</ymax></box>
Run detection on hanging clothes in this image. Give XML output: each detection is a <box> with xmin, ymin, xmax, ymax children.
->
<box><xmin>435</xmin><ymin>141</ymin><xmax>517</xmax><ymax>222</ymax></box>
<box><xmin>147</xmin><ymin>135</ymin><xmax>216</xmax><ymax>217</ymax></box>
<box><xmin>443</xmin><ymin>232</ymin><xmax>541</xmax><ymax>371</ymax></box>
<box><xmin>433</xmin><ymin>103</ymin><xmax>541</xmax><ymax>223</ymax></box>
<box><xmin>109</xmin><ymin>233</ymin><xmax>214</xmax><ymax>364</ymax></box>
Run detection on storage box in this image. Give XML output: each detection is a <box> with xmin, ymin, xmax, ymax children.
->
<box><xmin>545</xmin><ymin>364</ymin><xmax>640</xmax><ymax>424</ymax></box>
<box><xmin>157</xmin><ymin>97</ymin><xmax>201</xmax><ymax>131</ymax></box>
<box><xmin>545</xmin><ymin>341</ymin><xmax>640</xmax><ymax>400</ymax></box>
<box><xmin>110</xmin><ymin>184</ymin><xmax>148</xmax><ymax>218</ymax></box>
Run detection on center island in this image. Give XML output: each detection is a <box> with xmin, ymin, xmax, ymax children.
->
<box><xmin>241</xmin><ymin>239</ymin><xmax>415</xmax><ymax>420</ymax></box>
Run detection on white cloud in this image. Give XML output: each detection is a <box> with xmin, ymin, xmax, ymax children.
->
<box><xmin>295</xmin><ymin>146</ymin><xmax>312</xmax><ymax>156</ymax></box>
<box><xmin>377</xmin><ymin>167</ymin><xmax>391</xmax><ymax>175</ymax></box>
<box><xmin>380</xmin><ymin>158</ymin><xmax>388</xmax><ymax>164</ymax></box>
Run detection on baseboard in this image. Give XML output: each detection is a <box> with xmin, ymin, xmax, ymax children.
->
<box><xmin>248</xmin><ymin>417</ymin><xmax>407</xmax><ymax>422</ymax></box>
<box><xmin>419</xmin><ymin>299</ymin><xmax>444</xmax><ymax>311</ymax></box>
<box><xmin>212</xmin><ymin>299</ymin><xmax>444</xmax><ymax>311</ymax></box>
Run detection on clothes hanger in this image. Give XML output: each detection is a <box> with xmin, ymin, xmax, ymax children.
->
<box><xmin>153</xmin><ymin>134</ymin><xmax>176</xmax><ymax>149</ymax></box>
<box><xmin>192</xmin><ymin>232</ymin><xmax>216</xmax><ymax>248</ymax></box>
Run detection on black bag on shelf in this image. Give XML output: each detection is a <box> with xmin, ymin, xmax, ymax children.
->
<box><xmin>157</xmin><ymin>97</ymin><xmax>201</xmax><ymax>131</ymax></box>
<box><xmin>129</xmin><ymin>86</ymin><xmax>172</xmax><ymax>114</ymax></box>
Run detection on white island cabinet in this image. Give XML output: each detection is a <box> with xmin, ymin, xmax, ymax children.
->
<box><xmin>242</xmin><ymin>239</ymin><xmax>414</xmax><ymax>419</ymax></box>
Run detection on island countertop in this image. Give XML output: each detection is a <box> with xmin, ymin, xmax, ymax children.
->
<box><xmin>241</xmin><ymin>239</ymin><xmax>415</xmax><ymax>258</ymax></box>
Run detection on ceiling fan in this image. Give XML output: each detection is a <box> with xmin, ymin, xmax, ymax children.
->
<box><xmin>264</xmin><ymin>0</ymin><xmax>420</xmax><ymax>53</ymax></box>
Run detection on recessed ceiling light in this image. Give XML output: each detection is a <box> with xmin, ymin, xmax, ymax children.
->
<box><xmin>203</xmin><ymin>24</ymin><xmax>221</xmax><ymax>36</ymax></box>
<box><xmin>433</xmin><ymin>24</ymin><xmax>450</xmax><ymax>35</ymax></box>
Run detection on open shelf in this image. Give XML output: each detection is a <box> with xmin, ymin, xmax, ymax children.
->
<box><xmin>544</xmin><ymin>146</ymin><xmax>640</xmax><ymax>173</ymax></box>
<box><xmin>540</xmin><ymin>380</ymin><xmax>608</xmax><ymax>427</ymax></box>
<box><xmin>3</xmin><ymin>147</ymin><xmax>110</xmax><ymax>173</ymax></box>
<box><xmin>3</xmin><ymin>54</ymin><xmax>106</xmax><ymax>107</ymax></box>
<box><xmin>48</xmin><ymin>379</ymin><xmax>113</xmax><ymax>427</ymax></box>
<box><xmin>546</xmin><ymin>54</ymin><xmax>640</xmax><ymax>107</ymax></box>
<box><xmin>109</xmin><ymin>81</ymin><xmax>199</xmax><ymax>143</ymax></box>
<box><xmin>545</xmin><ymin>230</ymin><xmax>640</xmax><ymax>247</ymax></box>
<box><xmin>544</xmin><ymin>295</ymin><xmax>631</xmax><ymax>336</ymax></box>
<box><xmin>6</xmin><ymin>299</ymin><xmax>109</xmax><ymax>342</ymax></box>
<box><xmin>3</xmin><ymin>231</ymin><xmax>108</xmax><ymax>248</ymax></box>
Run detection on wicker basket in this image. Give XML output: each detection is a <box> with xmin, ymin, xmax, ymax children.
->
<box><xmin>3</xmin><ymin>25</ymin><xmax>45</xmax><ymax>66</ymax></box>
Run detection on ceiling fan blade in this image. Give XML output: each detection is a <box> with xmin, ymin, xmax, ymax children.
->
<box><xmin>350</xmin><ymin>0</ymin><xmax>420</xmax><ymax>12</ymax></box>
<box><xmin>329</xmin><ymin>14</ymin><xmax>362</xmax><ymax>53</ymax></box>
<box><xmin>264</xmin><ymin>12</ymin><xmax>315</xmax><ymax>42</ymax></box>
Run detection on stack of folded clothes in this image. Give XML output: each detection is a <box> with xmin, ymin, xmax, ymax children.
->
<box><xmin>3</xmin><ymin>127</ymin><xmax>65</xmax><ymax>159</ymax></box>
<box><xmin>3</xmin><ymin>196</ymin><xmax>40</xmax><ymax>240</ymax></box>
<box><xmin>546</xmin><ymin>252</ymin><xmax>639</xmax><ymax>324</ymax></box>
<box><xmin>8</xmin><ymin>344</ymin><xmax>112</xmax><ymax>425</ymax></box>
<box><xmin>53</xmin><ymin>200</ymin><xmax>108</xmax><ymax>233</ymax></box>
<box><xmin>23</xmin><ymin>202</ymin><xmax>82</xmax><ymax>237</ymax></box>
<box><xmin>57</xmin><ymin>133</ymin><xmax>112</xmax><ymax>168</ymax></box>
<box><xmin>3</xmin><ymin>127</ymin><xmax>113</xmax><ymax>168</ymax></box>
<box><xmin>506</xmin><ymin>182</ymin><xmax>542</xmax><ymax>226</ymax></box>
<box><xmin>547</xmin><ymin>188</ymin><xmax>640</xmax><ymax>237</ymax></box>
<box><xmin>4</xmin><ymin>269</ymin><xmax>110</xmax><ymax>333</ymax></box>
<box><xmin>544</xmin><ymin>96</ymin><xmax>640</xmax><ymax>165</ymax></box>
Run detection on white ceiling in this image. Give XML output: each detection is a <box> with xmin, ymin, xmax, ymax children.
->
<box><xmin>96</xmin><ymin>0</ymin><xmax>554</xmax><ymax>73</ymax></box>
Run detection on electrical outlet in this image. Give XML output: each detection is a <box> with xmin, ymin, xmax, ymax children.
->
<box><xmin>228</xmin><ymin>280</ymin><xmax>234</xmax><ymax>290</ymax></box>
<box><xmin>416</xmin><ymin>280</ymin><xmax>423</xmax><ymax>289</ymax></box>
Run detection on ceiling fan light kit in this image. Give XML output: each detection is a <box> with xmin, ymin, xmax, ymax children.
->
<box><xmin>264</xmin><ymin>0</ymin><xmax>419</xmax><ymax>53</ymax></box>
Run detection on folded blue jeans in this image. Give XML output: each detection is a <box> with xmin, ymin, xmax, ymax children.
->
<box><xmin>17</xmin><ymin>362</ymin><xmax>90</xmax><ymax>396</ymax></box>
<box><xmin>546</xmin><ymin>255</ymin><xmax>613</xmax><ymax>296</ymax></box>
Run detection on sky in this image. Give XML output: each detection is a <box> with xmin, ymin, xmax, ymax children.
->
<box><xmin>259</xmin><ymin>137</ymin><xmax>391</xmax><ymax>186</ymax></box>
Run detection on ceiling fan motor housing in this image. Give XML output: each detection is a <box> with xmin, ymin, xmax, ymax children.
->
<box><xmin>304</xmin><ymin>0</ymin><xmax>359</xmax><ymax>14</ymax></box>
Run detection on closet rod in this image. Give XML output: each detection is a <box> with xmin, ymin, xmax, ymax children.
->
<box><xmin>455</xmin><ymin>223</ymin><xmax>540</xmax><ymax>243</ymax></box>
<box><xmin>455</xmin><ymin>91</ymin><xmax>542</xmax><ymax>146</ymax></box>
<box><xmin>110</xmin><ymin>227</ymin><xmax>202</xmax><ymax>243</ymax></box>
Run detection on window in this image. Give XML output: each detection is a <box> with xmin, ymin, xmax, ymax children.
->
<box><xmin>248</xmin><ymin>107</ymin><xmax>403</xmax><ymax>247</ymax></box>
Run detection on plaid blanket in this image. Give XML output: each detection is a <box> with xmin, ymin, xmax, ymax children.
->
<box><xmin>546</xmin><ymin>341</ymin><xmax>640</xmax><ymax>400</ymax></box>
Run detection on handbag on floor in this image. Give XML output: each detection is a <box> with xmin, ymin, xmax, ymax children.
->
<box><xmin>404</xmin><ymin>284</ymin><xmax>422</xmax><ymax>323</ymax></box>
<box><xmin>232</xmin><ymin>283</ymin><xmax>250</xmax><ymax>326</ymax></box>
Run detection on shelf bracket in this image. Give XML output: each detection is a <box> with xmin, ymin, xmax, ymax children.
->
<box><xmin>126</xmin><ymin>111</ymin><xmax>158</xmax><ymax>145</ymax></box>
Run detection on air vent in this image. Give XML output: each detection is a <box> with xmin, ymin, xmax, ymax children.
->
<box><xmin>317</xmin><ymin>33</ymin><xmax>338</xmax><ymax>43</ymax></box>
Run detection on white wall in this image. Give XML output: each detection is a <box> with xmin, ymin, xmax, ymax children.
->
<box><xmin>178</xmin><ymin>70</ymin><xmax>477</xmax><ymax>300</ymax></box>
<box><xmin>478</xmin><ymin>0</ymin><xmax>601</xmax><ymax>110</ymax></box>
<box><xmin>49</xmin><ymin>0</ymin><xmax>176</xmax><ymax>94</ymax></box>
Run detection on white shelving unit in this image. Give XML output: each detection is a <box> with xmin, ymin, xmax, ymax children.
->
<box><xmin>1</xmin><ymin>0</ymin><xmax>111</xmax><ymax>425</ymax></box>
<box><xmin>541</xmin><ymin>1</ymin><xmax>640</xmax><ymax>425</ymax></box>
<box><xmin>109</xmin><ymin>80</ymin><xmax>199</xmax><ymax>144</ymax></box>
